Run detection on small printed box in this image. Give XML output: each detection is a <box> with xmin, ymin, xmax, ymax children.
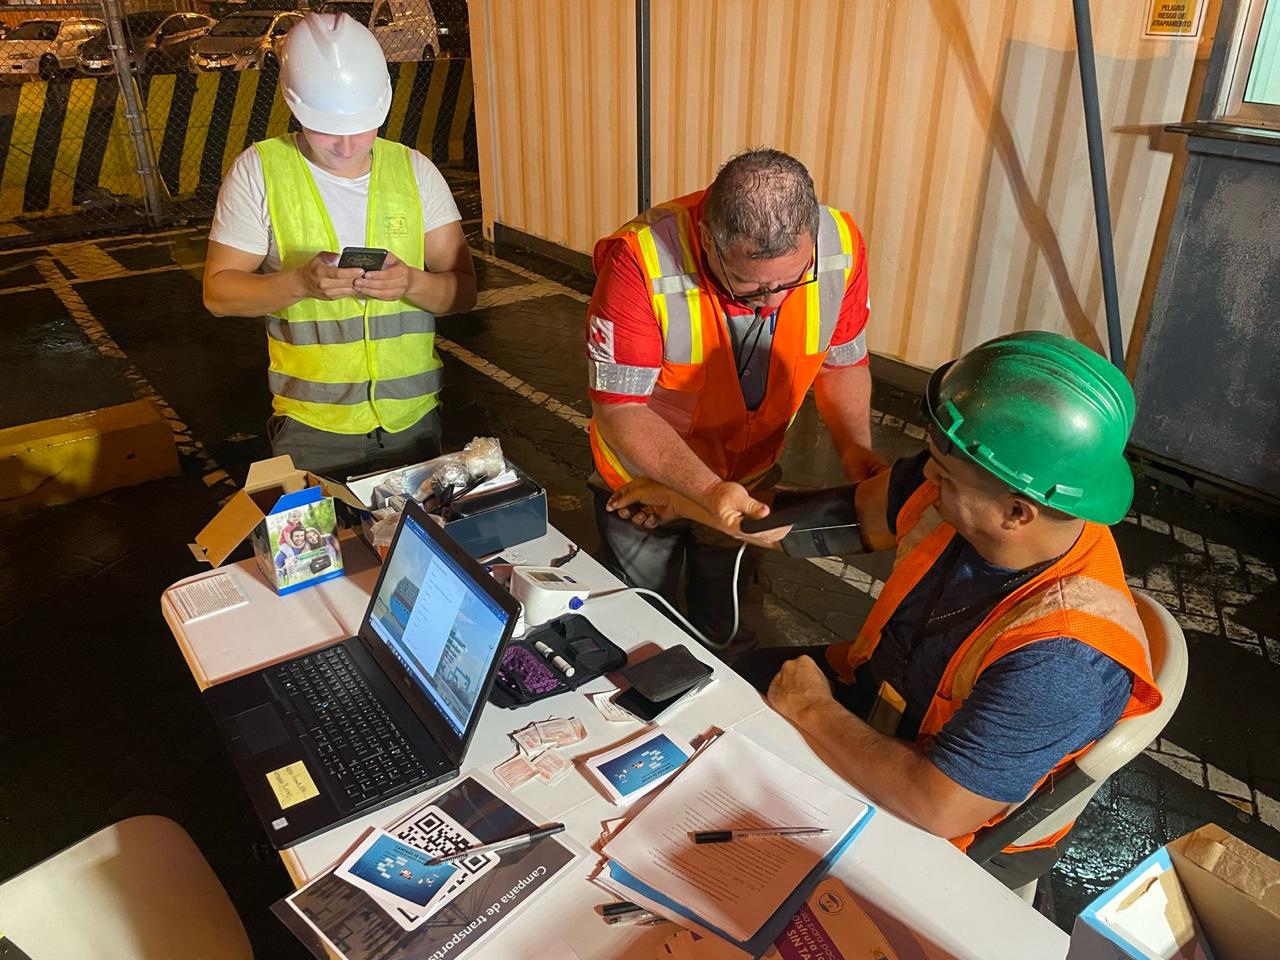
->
<box><xmin>1069</xmin><ymin>824</ymin><xmax>1280</xmax><ymax>960</ymax></box>
<box><xmin>248</xmin><ymin>486</ymin><xmax>344</xmax><ymax>595</ymax></box>
<box><xmin>191</xmin><ymin>456</ymin><xmax>344</xmax><ymax>596</ymax></box>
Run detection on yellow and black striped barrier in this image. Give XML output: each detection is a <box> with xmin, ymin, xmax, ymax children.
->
<box><xmin>0</xmin><ymin>57</ymin><xmax>475</xmax><ymax>223</ymax></box>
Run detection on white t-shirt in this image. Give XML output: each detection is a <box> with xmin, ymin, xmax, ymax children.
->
<box><xmin>209</xmin><ymin>143</ymin><xmax>461</xmax><ymax>272</ymax></box>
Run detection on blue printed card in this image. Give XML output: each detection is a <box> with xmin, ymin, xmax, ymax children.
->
<box><xmin>586</xmin><ymin>730</ymin><xmax>694</xmax><ymax>804</ymax></box>
<box><xmin>336</xmin><ymin>830</ymin><xmax>460</xmax><ymax>913</ymax></box>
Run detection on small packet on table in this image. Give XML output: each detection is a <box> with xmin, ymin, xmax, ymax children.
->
<box><xmin>531</xmin><ymin>748</ymin><xmax>572</xmax><ymax>785</ymax></box>
<box><xmin>536</xmin><ymin>717</ymin><xmax>587</xmax><ymax>747</ymax></box>
<box><xmin>590</xmin><ymin>691</ymin><xmax>638</xmax><ymax>724</ymax></box>
<box><xmin>495</xmin><ymin>753</ymin><xmax>538</xmax><ymax>790</ymax></box>
<box><xmin>513</xmin><ymin>725</ymin><xmax>546</xmax><ymax>756</ymax></box>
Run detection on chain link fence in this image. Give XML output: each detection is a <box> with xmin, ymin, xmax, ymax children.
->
<box><xmin>0</xmin><ymin>0</ymin><xmax>474</xmax><ymax>247</ymax></box>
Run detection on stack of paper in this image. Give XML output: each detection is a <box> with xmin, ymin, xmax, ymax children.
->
<box><xmin>597</xmin><ymin>731</ymin><xmax>873</xmax><ymax>955</ymax></box>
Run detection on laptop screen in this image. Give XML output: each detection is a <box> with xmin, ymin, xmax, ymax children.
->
<box><xmin>367</xmin><ymin>512</ymin><xmax>510</xmax><ymax>737</ymax></box>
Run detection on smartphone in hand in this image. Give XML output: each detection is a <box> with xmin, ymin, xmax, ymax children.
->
<box><xmin>337</xmin><ymin>246</ymin><xmax>388</xmax><ymax>271</ymax></box>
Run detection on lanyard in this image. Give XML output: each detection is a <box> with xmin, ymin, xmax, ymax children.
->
<box><xmin>734</xmin><ymin>306</ymin><xmax>773</xmax><ymax>380</ymax></box>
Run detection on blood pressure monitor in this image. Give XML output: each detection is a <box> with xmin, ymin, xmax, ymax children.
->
<box><xmin>508</xmin><ymin>566</ymin><xmax>592</xmax><ymax>625</ymax></box>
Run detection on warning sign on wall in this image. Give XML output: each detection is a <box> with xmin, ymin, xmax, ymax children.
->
<box><xmin>1145</xmin><ymin>0</ymin><xmax>1207</xmax><ymax>38</ymax></box>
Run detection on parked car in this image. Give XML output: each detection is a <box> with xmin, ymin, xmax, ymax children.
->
<box><xmin>147</xmin><ymin>13</ymin><xmax>218</xmax><ymax>73</ymax></box>
<box><xmin>190</xmin><ymin>10</ymin><xmax>302</xmax><ymax>72</ymax></box>
<box><xmin>77</xmin><ymin>12</ymin><xmax>216</xmax><ymax>76</ymax></box>
<box><xmin>2</xmin><ymin>18</ymin><xmax>105</xmax><ymax>79</ymax></box>
<box><xmin>318</xmin><ymin>0</ymin><xmax>437</xmax><ymax>61</ymax></box>
<box><xmin>430</xmin><ymin>0</ymin><xmax>468</xmax><ymax>57</ymax></box>
<box><xmin>209</xmin><ymin>0</ymin><xmax>304</xmax><ymax>19</ymax></box>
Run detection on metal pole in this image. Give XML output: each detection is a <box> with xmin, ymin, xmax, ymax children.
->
<box><xmin>635</xmin><ymin>0</ymin><xmax>651</xmax><ymax>214</ymax></box>
<box><xmin>1072</xmin><ymin>0</ymin><xmax>1124</xmax><ymax>369</ymax></box>
<box><xmin>102</xmin><ymin>0</ymin><xmax>166</xmax><ymax>226</ymax></box>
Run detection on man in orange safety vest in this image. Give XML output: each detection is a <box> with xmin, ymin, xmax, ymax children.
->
<box><xmin>585</xmin><ymin>149</ymin><xmax>882</xmax><ymax>649</ymax></box>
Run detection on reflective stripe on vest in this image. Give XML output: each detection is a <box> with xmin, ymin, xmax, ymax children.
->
<box><xmin>628</xmin><ymin>204</ymin><xmax>705</xmax><ymax>363</ymax></box>
<box><xmin>257</xmin><ymin>134</ymin><xmax>438</xmax><ymax>435</ymax></box>
<box><xmin>829</xmin><ymin>481</ymin><xmax>1162</xmax><ymax>854</ymax></box>
<box><xmin>264</xmin><ymin>310</ymin><xmax>436</xmax><ymax>347</ymax></box>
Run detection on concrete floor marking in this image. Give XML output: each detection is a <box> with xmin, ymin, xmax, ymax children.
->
<box><xmin>435</xmin><ymin>336</ymin><xmax>591</xmax><ymax>431</ymax></box>
<box><xmin>49</xmin><ymin>241</ymin><xmax>125</xmax><ymax>282</ymax></box>
<box><xmin>473</xmin><ymin>282</ymin><xmax>563</xmax><ymax>310</ymax></box>
<box><xmin>468</xmin><ymin>248</ymin><xmax>590</xmax><ymax>304</ymax></box>
<box><xmin>34</xmin><ymin>257</ymin><xmax>235</xmax><ymax>493</ymax></box>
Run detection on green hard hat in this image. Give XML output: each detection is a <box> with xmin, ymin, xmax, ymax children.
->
<box><xmin>923</xmin><ymin>331</ymin><xmax>1135</xmax><ymax>524</ymax></box>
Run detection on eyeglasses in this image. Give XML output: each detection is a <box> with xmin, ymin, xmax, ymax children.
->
<box><xmin>707</xmin><ymin>232</ymin><xmax>818</xmax><ymax>307</ymax></box>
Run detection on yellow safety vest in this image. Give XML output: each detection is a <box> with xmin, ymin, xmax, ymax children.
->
<box><xmin>256</xmin><ymin>134</ymin><xmax>441</xmax><ymax>435</ymax></box>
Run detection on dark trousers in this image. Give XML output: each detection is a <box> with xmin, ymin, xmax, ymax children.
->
<box><xmin>267</xmin><ymin>409</ymin><xmax>443</xmax><ymax>477</ymax></box>
<box><xmin>590</xmin><ymin>482</ymin><xmax>768</xmax><ymax>653</ymax></box>
<box><xmin>733</xmin><ymin>643</ymin><xmax>1066</xmax><ymax>892</ymax></box>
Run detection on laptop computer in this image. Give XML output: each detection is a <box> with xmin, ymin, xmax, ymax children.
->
<box><xmin>203</xmin><ymin>500</ymin><xmax>520</xmax><ymax>849</ymax></box>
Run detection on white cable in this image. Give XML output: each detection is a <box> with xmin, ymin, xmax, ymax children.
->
<box><xmin>573</xmin><ymin>542</ymin><xmax>749</xmax><ymax>651</ymax></box>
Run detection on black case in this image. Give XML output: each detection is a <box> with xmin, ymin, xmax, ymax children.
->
<box><xmin>489</xmin><ymin>614</ymin><xmax>627</xmax><ymax>708</ymax></box>
<box><xmin>618</xmin><ymin>644</ymin><xmax>713</xmax><ymax>702</ymax></box>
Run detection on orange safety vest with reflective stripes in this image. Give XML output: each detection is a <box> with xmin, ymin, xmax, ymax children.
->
<box><xmin>589</xmin><ymin>191</ymin><xmax>865</xmax><ymax>490</ymax></box>
<box><xmin>825</xmin><ymin>481</ymin><xmax>1163</xmax><ymax>854</ymax></box>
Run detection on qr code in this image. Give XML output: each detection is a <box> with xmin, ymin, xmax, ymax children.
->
<box><xmin>393</xmin><ymin>807</ymin><xmax>496</xmax><ymax>882</ymax></box>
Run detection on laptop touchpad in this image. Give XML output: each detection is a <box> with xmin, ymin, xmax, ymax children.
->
<box><xmin>226</xmin><ymin>703</ymin><xmax>291</xmax><ymax>756</ymax></box>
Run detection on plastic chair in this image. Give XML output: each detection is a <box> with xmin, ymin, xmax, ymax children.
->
<box><xmin>966</xmin><ymin>590</ymin><xmax>1190</xmax><ymax>884</ymax></box>
<box><xmin>0</xmin><ymin>816</ymin><xmax>253</xmax><ymax>960</ymax></box>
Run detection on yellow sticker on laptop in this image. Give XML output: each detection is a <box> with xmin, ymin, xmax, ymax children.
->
<box><xmin>267</xmin><ymin>761</ymin><xmax>320</xmax><ymax>809</ymax></box>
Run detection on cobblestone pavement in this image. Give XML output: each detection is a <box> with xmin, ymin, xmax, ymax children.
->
<box><xmin>1</xmin><ymin>169</ymin><xmax>1277</xmax><ymax>948</ymax></box>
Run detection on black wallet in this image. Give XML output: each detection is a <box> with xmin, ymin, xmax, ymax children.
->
<box><xmin>489</xmin><ymin>614</ymin><xmax>627</xmax><ymax>708</ymax></box>
<box><xmin>619</xmin><ymin>644</ymin><xmax>713</xmax><ymax>702</ymax></box>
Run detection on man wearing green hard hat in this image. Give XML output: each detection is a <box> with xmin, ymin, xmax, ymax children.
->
<box><xmin>606</xmin><ymin>331</ymin><xmax>1163</xmax><ymax>889</ymax></box>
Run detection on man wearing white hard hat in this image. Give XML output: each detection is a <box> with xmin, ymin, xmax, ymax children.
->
<box><xmin>204</xmin><ymin>13</ymin><xmax>476</xmax><ymax>475</ymax></box>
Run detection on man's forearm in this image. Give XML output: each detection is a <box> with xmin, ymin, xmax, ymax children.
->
<box><xmin>405</xmin><ymin>267</ymin><xmax>477</xmax><ymax>315</ymax></box>
<box><xmin>792</xmin><ymin>698</ymin><xmax>957</xmax><ymax>836</ymax></box>
<box><xmin>815</xmin><ymin>364</ymin><xmax>881</xmax><ymax>481</ymax></box>
<box><xmin>204</xmin><ymin>268</ymin><xmax>305</xmax><ymax>318</ymax></box>
<box><xmin>593</xmin><ymin>402</ymin><xmax>720</xmax><ymax>500</ymax></box>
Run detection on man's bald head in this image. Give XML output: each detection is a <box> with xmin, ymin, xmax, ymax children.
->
<box><xmin>704</xmin><ymin>149</ymin><xmax>820</xmax><ymax>260</ymax></box>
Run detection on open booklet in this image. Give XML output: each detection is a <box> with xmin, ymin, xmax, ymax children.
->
<box><xmin>600</xmin><ymin>731</ymin><xmax>873</xmax><ymax>950</ymax></box>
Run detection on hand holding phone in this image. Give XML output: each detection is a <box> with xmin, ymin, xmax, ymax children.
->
<box><xmin>350</xmin><ymin>250</ymin><xmax>414</xmax><ymax>302</ymax></box>
<box><xmin>338</xmin><ymin>246</ymin><xmax>389</xmax><ymax>271</ymax></box>
<box><xmin>298</xmin><ymin>252</ymin><xmax>363</xmax><ymax>301</ymax></box>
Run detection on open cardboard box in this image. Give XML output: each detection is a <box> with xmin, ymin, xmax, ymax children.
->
<box><xmin>1069</xmin><ymin>824</ymin><xmax>1280</xmax><ymax>960</ymax></box>
<box><xmin>191</xmin><ymin>456</ymin><xmax>345</xmax><ymax>595</ymax></box>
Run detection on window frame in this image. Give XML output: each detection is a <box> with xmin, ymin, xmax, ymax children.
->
<box><xmin>1216</xmin><ymin>0</ymin><xmax>1280</xmax><ymax>128</ymax></box>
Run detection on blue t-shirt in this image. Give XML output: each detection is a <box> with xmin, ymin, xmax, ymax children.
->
<box><xmin>857</xmin><ymin>452</ymin><xmax>1133</xmax><ymax>805</ymax></box>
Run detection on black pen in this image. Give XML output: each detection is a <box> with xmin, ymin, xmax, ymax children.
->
<box><xmin>426</xmin><ymin>823</ymin><xmax>565</xmax><ymax>865</ymax></box>
<box><xmin>601</xmin><ymin>901</ymin><xmax>643</xmax><ymax>918</ymax></box>
<box><xmin>691</xmin><ymin>826</ymin><xmax>829</xmax><ymax>844</ymax></box>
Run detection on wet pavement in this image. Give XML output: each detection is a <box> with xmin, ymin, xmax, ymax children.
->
<box><xmin>1</xmin><ymin>168</ymin><xmax>1278</xmax><ymax>952</ymax></box>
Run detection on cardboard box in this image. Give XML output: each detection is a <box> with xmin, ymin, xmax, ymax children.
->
<box><xmin>314</xmin><ymin>455</ymin><xmax>547</xmax><ymax>559</ymax></box>
<box><xmin>1069</xmin><ymin>824</ymin><xmax>1280</xmax><ymax>960</ymax></box>
<box><xmin>192</xmin><ymin>456</ymin><xmax>345</xmax><ymax>596</ymax></box>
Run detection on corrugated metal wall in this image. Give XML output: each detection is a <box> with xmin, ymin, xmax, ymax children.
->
<box><xmin>472</xmin><ymin>1</ymin><xmax>1209</xmax><ymax>369</ymax></box>
<box><xmin>470</xmin><ymin>0</ymin><xmax>637</xmax><ymax>259</ymax></box>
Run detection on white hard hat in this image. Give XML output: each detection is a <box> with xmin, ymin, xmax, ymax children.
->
<box><xmin>280</xmin><ymin>13</ymin><xmax>391</xmax><ymax>135</ymax></box>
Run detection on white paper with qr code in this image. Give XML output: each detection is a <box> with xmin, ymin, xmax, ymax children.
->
<box><xmin>376</xmin><ymin>805</ymin><xmax>499</xmax><ymax>930</ymax></box>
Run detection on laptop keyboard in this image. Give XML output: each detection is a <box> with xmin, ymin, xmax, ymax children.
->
<box><xmin>272</xmin><ymin>646</ymin><xmax>438</xmax><ymax>807</ymax></box>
